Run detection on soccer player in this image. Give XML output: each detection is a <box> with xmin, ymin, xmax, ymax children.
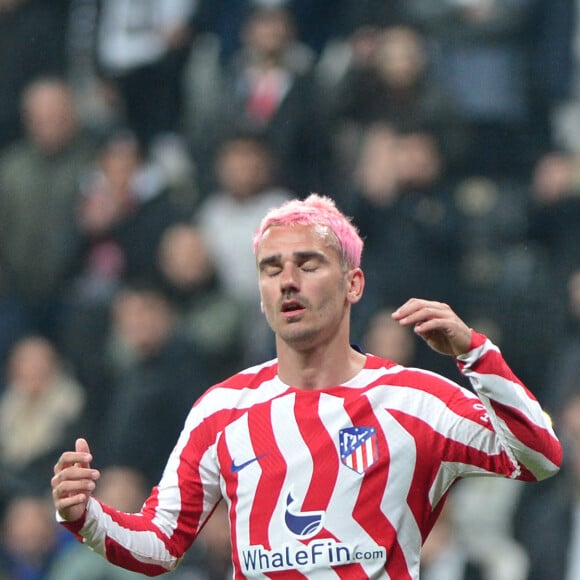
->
<box><xmin>51</xmin><ymin>194</ymin><xmax>562</xmax><ymax>578</ymax></box>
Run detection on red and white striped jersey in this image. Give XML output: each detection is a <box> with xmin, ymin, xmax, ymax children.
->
<box><xmin>61</xmin><ymin>331</ymin><xmax>562</xmax><ymax>578</ymax></box>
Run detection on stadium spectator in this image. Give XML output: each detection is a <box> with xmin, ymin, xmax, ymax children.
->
<box><xmin>0</xmin><ymin>77</ymin><xmax>98</xmax><ymax>373</ymax></box>
<box><xmin>342</xmin><ymin>122</ymin><xmax>462</xmax><ymax>357</ymax></box>
<box><xmin>403</xmin><ymin>0</ymin><xmax>537</xmax><ymax>177</ymax></box>
<box><xmin>157</xmin><ymin>223</ymin><xmax>245</xmax><ymax>384</ymax></box>
<box><xmin>0</xmin><ymin>336</ymin><xmax>85</xmax><ymax>503</ymax></box>
<box><xmin>95</xmin><ymin>0</ymin><xmax>198</xmax><ymax>152</ymax></box>
<box><xmin>0</xmin><ymin>494</ymin><xmax>68</xmax><ymax>580</ymax></box>
<box><xmin>194</xmin><ymin>132</ymin><xmax>292</xmax><ymax>364</ymax></box>
<box><xmin>450</xmin><ymin>171</ymin><xmax>556</xmax><ymax>391</ymax></box>
<box><xmin>72</xmin><ymin>128</ymin><xmax>189</xmax><ymax>295</ymax></box>
<box><xmin>531</xmin><ymin>0</ymin><xmax>577</xmax><ymax>153</ymax></box>
<box><xmin>331</xmin><ymin>24</ymin><xmax>470</xmax><ymax>182</ymax></box>
<box><xmin>449</xmin><ymin>477</ymin><xmax>528</xmax><ymax>580</ymax></box>
<box><xmin>187</xmin><ymin>5</ymin><xmax>330</xmax><ymax>196</ymax></box>
<box><xmin>92</xmin><ymin>283</ymin><xmax>210</xmax><ymax>487</ymax></box>
<box><xmin>539</xmin><ymin>269</ymin><xmax>580</xmax><ymax>414</ymax></box>
<box><xmin>59</xmin><ymin>128</ymin><xmax>191</xmax><ymax>400</ymax></box>
<box><xmin>360</xmin><ymin>307</ymin><xmax>417</xmax><ymax>367</ymax></box>
<box><xmin>528</xmin><ymin>150</ymin><xmax>580</xmax><ymax>292</ymax></box>
<box><xmin>0</xmin><ymin>0</ymin><xmax>68</xmax><ymax>151</ymax></box>
<box><xmin>420</xmin><ymin>499</ymin><xmax>486</xmax><ymax>580</ymax></box>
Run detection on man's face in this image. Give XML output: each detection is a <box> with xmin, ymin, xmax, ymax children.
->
<box><xmin>23</xmin><ymin>83</ymin><xmax>77</xmax><ymax>155</ymax></box>
<box><xmin>257</xmin><ymin>224</ymin><xmax>358</xmax><ymax>350</ymax></box>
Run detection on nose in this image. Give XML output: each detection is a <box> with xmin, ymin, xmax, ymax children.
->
<box><xmin>280</xmin><ymin>262</ymin><xmax>299</xmax><ymax>293</ymax></box>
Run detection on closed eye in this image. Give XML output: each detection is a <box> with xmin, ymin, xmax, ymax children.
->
<box><xmin>300</xmin><ymin>261</ymin><xmax>318</xmax><ymax>272</ymax></box>
<box><xmin>258</xmin><ymin>251</ymin><xmax>328</xmax><ymax>276</ymax></box>
<box><xmin>262</xmin><ymin>264</ymin><xmax>282</xmax><ymax>277</ymax></box>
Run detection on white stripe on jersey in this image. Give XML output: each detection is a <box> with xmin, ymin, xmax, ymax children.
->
<box><xmin>470</xmin><ymin>371</ymin><xmax>550</xmax><ymax>426</ymax></box>
<box><xmin>372</xmin><ymin>400</ymin><xmax>421</xmax><ymax>578</ymax></box>
<box><xmin>153</xmin><ymin>412</ymin><xmax>220</xmax><ymax>539</ymax></box>
<box><xmin>428</xmin><ymin>462</ymin><xmax>494</xmax><ymax>507</ymax></box>
<box><xmin>153</xmin><ymin>370</ymin><xmax>290</xmax><ymax>536</ymax></box>
<box><xmin>313</xmin><ymin>392</ymin><xmax>393</xmax><ymax>578</ymax></box>
<box><xmin>203</xmin><ymin>376</ymin><xmax>289</xmax><ymax>417</ymax></box>
<box><xmin>85</xmin><ymin>500</ymin><xmax>178</xmax><ymax>571</ymax></box>
<box><xmin>224</xmin><ymin>411</ymin><xmax>259</xmax><ymax>554</ymax></box>
<box><xmin>268</xmin><ymin>392</ymin><xmax>311</xmax><ymax>546</ymax></box>
<box><xmin>474</xmin><ymin>391</ymin><xmax>560</xmax><ymax>481</ymax></box>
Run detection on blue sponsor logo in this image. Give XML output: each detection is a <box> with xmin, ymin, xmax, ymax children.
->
<box><xmin>240</xmin><ymin>541</ymin><xmax>387</xmax><ymax>574</ymax></box>
<box><xmin>284</xmin><ymin>492</ymin><xmax>324</xmax><ymax>539</ymax></box>
<box><xmin>231</xmin><ymin>453</ymin><xmax>267</xmax><ymax>473</ymax></box>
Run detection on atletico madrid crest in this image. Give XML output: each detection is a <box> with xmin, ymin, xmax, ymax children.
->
<box><xmin>339</xmin><ymin>426</ymin><xmax>379</xmax><ymax>474</ymax></box>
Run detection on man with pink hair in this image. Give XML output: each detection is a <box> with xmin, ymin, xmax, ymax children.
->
<box><xmin>51</xmin><ymin>194</ymin><xmax>561</xmax><ymax>578</ymax></box>
<box><xmin>253</xmin><ymin>194</ymin><xmax>363</xmax><ymax>271</ymax></box>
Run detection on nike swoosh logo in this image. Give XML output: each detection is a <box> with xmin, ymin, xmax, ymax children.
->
<box><xmin>231</xmin><ymin>453</ymin><xmax>267</xmax><ymax>473</ymax></box>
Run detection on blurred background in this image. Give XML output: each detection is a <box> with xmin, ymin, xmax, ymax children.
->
<box><xmin>0</xmin><ymin>1</ymin><xmax>579</xmax><ymax>578</ymax></box>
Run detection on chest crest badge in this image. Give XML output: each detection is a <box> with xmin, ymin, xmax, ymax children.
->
<box><xmin>339</xmin><ymin>426</ymin><xmax>379</xmax><ymax>474</ymax></box>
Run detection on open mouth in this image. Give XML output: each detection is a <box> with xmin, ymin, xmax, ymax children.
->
<box><xmin>281</xmin><ymin>300</ymin><xmax>305</xmax><ymax>317</ymax></box>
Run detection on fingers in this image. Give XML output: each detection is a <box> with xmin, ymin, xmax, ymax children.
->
<box><xmin>51</xmin><ymin>464</ymin><xmax>100</xmax><ymax>521</ymax></box>
<box><xmin>54</xmin><ymin>438</ymin><xmax>93</xmax><ymax>475</ymax></box>
<box><xmin>52</xmin><ymin>438</ymin><xmax>100</xmax><ymax>521</ymax></box>
<box><xmin>53</xmin><ymin>451</ymin><xmax>92</xmax><ymax>474</ymax></box>
<box><xmin>75</xmin><ymin>437</ymin><xmax>91</xmax><ymax>457</ymax></box>
<box><xmin>392</xmin><ymin>298</ymin><xmax>472</xmax><ymax>356</ymax></box>
<box><xmin>392</xmin><ymin>298</ymin><xmax>452</xmax><ymax>328</ymax></box>
<box><xmin>51</xmin><ymin>470</ymin><xmax>97</xmax><ymax>503</ymax></box>
<box><xmin>52</xmin><ymin>464</ymin><xmax>100</xmax><ymax>486</ymax></box>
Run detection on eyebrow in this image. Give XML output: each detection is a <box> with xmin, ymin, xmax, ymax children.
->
<box><xmin>258</xmin><ymin>250</ymin><xmax>328</xmax><ymax>270</ymax></box>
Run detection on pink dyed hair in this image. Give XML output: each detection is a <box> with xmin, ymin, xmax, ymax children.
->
<box><xmin>252</xmin><ymin>194</ymin><xmax>364</xmax><ymax>269</ymax></box>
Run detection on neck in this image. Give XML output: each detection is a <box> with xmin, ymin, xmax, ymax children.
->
<box><xmin>276</xmin><ymin>333</ymin><xmax>366</xmax><ymax>390</ymax></box>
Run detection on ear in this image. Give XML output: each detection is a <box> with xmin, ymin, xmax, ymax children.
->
<box><xmin>346</xmin><ymin>268</ymin><xmax>365</xmax><ymax>305</ymax></box>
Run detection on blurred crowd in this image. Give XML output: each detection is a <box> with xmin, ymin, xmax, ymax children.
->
<box><xmin>0</xmin><ymin>0</ymin><xmax>580</xmax><ymax>579</ymax></box>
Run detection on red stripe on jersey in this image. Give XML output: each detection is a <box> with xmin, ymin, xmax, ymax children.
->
<box><xmin>104</xmin><ymin>537</ymin><xmax>169</xmax><ymax>576</ymax></box>
<box><xmin>487</xmin><ymin>399</ymin><xmax>563</xmax><ymax>471</ymax></box>
<box><xmin>361</xmin><ymin>364</ymin><xmax>498</xmax><ymax>439</ymax></box>
<box><xmin>265</xmin><ymin>569</ymin><xmax>308</xmax><ymax>579</ymax></box>
<box><xmin>516</xmin><ymin>462</ymin><xmax>536</xmax><ymax>481</ymax></box>
<box><xmin>457</xmin><ymin>338</ymin><xmax>530</xmax><ymax>392</ymax></box>
<box><xmin>168</xmin><ymin>409</ymin><xmax>236</xmax><ymax>554</ymax></box>
<box><xmin>363</xmin><ymin>361</ymin><xmax>486</xmax><ymax>418</ymax></box>
<box><xmin>220</xmin><ymin>441</ymin><xmax>241</xmax><ymax>572</ymax></box>
<box><xmin>345</xmin><ymin>395</ymin><xmax>412</xmax><ymax>579</ymax></box>
<box><xmin>292</xmin><ymin>393</ymin><xmax>363</xmax><ymax>580</ymax></box>
<box><xmin>248</xmin><ymin>400</ymin><xmax>286</xmax><ymax>551</ymax></box>
<box><xmin>390</xmin><ymin>413</ymin><xmax>448</xmax><ymax>535</ymax></box>
<box><xmin>60</xmin><ymin>511</ymin><xmax>87</xmax><ymax>536</ymax></box>
<box><xmin>243</xmin><ymin>400</ymin><xmax>309</xmax><ymax>580</ymax></box>
<box><xmin>465</xmin><ymin>353</ymin><xmax>523</xmax><ymax>388</ymax></box>
<box><xmin>295</xmin><ymin>392</ymin><xmax>339</xmax><ymax>511</ymax></box>
<box><xmin>362</xmin><ymin>355</ymin><xmax>399</xmax><ymax>371</ymax></box>
<box><xmin>218</xmin><ymin>361</ymin><xmax>279</xmax><ymax>390</ymax></box>
<box><xmin>387</xmin><ymin>410</ymin><xmax>510</xmax><ymax>539</ymax></box>
<box><xmin>140</xmin><ymin>486</ymin><xmax>160</xmax><ymax>525</ymax></box>
<box><xmin>394</xmin><ymin>408</ymin><xmax>516</xmax><ymax>472</ymax></box>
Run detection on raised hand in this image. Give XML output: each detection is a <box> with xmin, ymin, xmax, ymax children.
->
<box><xmin>51</xmin><ymin>438</ymin><xmax>100</xmax><ymax>522</ymax></box>
<box><xmin>392</xmin><ymin>298</ymin><xmax>472</xmax><ymax>356</ymax></box>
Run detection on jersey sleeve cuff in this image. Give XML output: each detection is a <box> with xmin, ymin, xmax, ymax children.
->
<box><xmin>455</xmin><ymin>329</ymin><xmax>488</xmax><ymax>366</ymax></box>
<box><xmin>56</xmin><ymin>505</ymin><xmax>88</xmax><ymax>540</ymax></box>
